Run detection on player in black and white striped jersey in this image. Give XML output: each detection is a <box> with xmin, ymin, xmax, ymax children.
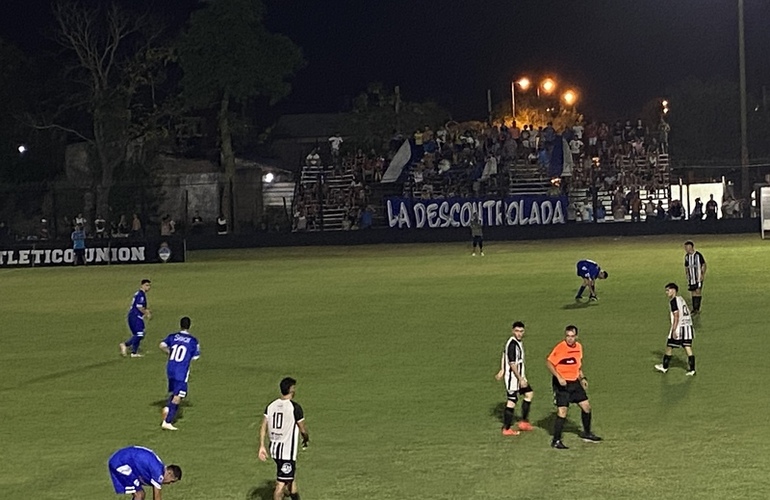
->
<box><xmin>684</xmin><ymin>241</ymin><xmax>707</xmax><ymax>314</ymax></box>
<box><xmin>495</xmin><ymin>321</ymin><xmax>534</xmax><ymax>435</ymax></box>
<box><xmin>259</xmin><ymin>377</ymin><xmax>309</xmax><ymax>500</ymax></box>
<box><xmin>655</xmin><ymin>283</ymin><xmax>696</xmax><ymax>376</ymax></box>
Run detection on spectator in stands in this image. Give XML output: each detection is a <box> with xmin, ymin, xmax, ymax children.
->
<box><xmin>645</xmin><ymin>197</ymin><xmax>656</xmax><ymax>222</ymax></box>
<box><xmin>413</xmin><ymin>128</ymin><xmax>424</xmax><ymax>147</ymax></box>
<box><xmin>217</xmin><ymin>213</ymin><xmax>228</xmax><ymax>235</ymax></box>
<box><xmin>329</xmin><ymin>133</ymin><xmax>343</xmax><ymax>162</ymax></box>
<box><xmin>635</xmin><ymin>119</ymin><xmax>647</xmax><ymax>142</ymax></box>
<box><xmin>116</xmin><ymin>215</ymin><xmax>130</xmax><ymax>237</ymax></box>
<box><xmin>585</xmin><ymin>121</ymin><xmax>598</xmax><ymax>155</ymax></box>
<box><xmin>305</xmin><ymin>148</ymin><xmax>320</xmax><ymax>166</ymax></box>
<box><xmin>71</xmin><ymin>223</ymin><xmax>87</xmax><ymax>266</ymax></box>
<box><xmin>520</xmin><ymin>125</ymin><xmax>531</xmax><ymax>156</ymax></box>
<box><xmin>160</xmin><ymin>215</ymin><xmax>176</xmax><ymax>236</ymax></box>
<box><xmin>75</xmin><ymin>213</ymin><xmax>87</xmax><ymax>231</ymax></box>
<box><xmin>39</xmin><ymin>219</ymin><xmax>50</xmax><ymax>241</ymax></box>
<box><xmin>705</xmin><ymin>194</ymin><xmax>718</xmax><ymax>220</ymax></box>
<box><xmin>131</xmin><ymin>213</ymin><xmax>143</xmax><ymax>239</ymax></box>
<box><xmin>691</xmin><ymin>198</ymin><xmax>704</xmax><ymax>221</ymax></box>
<box><xmin>630</xmin><ymin>192</ymin><xmax>642</xmax><ymax>222</ymax></box>
<box><xmin>722</xmin><ymin>196</ymin><xmax>735</xmax><ymax>219</ymax></box>
<box><xmin>668</xmin><ymin>199</ymin><xmax>684</xmax><ymax>220</ymax></box>
<box><xmin>93</xmin><ymin>215</ymin><xmax>106</xmax><ymax>239</ymax></box>
<box><xmin>658</xmin><ymin>118</ymin><xmax>670</xmax><ymax>153</ymax></box>
<box><xmin>656</xmin><ymin>200</ymin><xmax>667</xmax><ymax>221</ymax></box>
<box><xmin>191</xmin><ymin>211</ymin><xmax>203</xmax><ymax>234</ymax></box>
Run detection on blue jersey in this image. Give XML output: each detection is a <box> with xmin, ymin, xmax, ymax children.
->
<box><xmin>162</xmin><ymin>330</ymin><xmax>200</xmax><ymax>381</ymax></box>
<box><xmin>128</xmin><ymin>290</ymin><xmax>147</xmax><ymax>320</ymax></box>
<box><xmin>577</xmin><ymin>259</ymin><xmax>601</xmax><ymax>280</ymax></box>
<box><xmin>108</xmin><ymin>446</ymin><xmax>165</xmax><ymax>490</ymax></box>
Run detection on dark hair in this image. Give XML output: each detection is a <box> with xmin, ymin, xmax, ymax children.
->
<box><xmin>684</xmin><ymin>241</ymin><xmax>694</xmax><ymax>247</ymax></box>
<box><xmin>665</xmin><ymin>282</ymin><xmax>679</xmax><ymax>292</ymax></box>
<box><xmin>601</xmin><ymin>270</ymin><xmax>609</xmax><ymax>279</ymax></box>
<box><xmin>565</xmin><ymin>325</ymin><xmax>579</xmax><ymax>335</ymax></box>
<box><xmin>167</xmin><ymin>464</ymin><xmax>182</xmax><ymax>481</ymax></box>
<box><xmin>141</xmin><ymin>279</ymin><xmax>151</xmax><ymax>285</ymax></box>
<box><xmin>280</xmin><ymin>377</ymin><xmax>297</xmax><ymax>396</ymax></box>
<box><xmin>512</xmin><ymin>321</ymin><xmax>525</xmax><ymax>329</ymax></box>
<box><xmin>180</xmin><ymin>317</ymin><xmax>191</xmax><ymax>329</ymax></box>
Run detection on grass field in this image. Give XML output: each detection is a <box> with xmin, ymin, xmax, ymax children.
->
<box><xmin>1</xmin><ymin>234</ymin><xmax>768</xmax><ymax>499</ymax></box>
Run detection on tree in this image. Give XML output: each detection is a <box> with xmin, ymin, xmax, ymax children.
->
<box><xmin>177</xmin><ymin>0</ymin><xmax>304</xmax><ymax>231</ymax></box>
<box><xmin>35</xmin><ymin>1</ymin><xmax>175</xmax><ymax>219</ymax></box>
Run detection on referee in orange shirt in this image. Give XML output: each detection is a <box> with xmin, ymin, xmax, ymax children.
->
<box><xmin>546</xmin><ymin>325</ymin><xmax>602</xmax><ymax>449</ymax></box>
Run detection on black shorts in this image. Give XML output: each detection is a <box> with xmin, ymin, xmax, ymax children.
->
<box><xmin>274</xmin><ymin>459</ymin><xmax>296</xmax><ymax>483</ymax></box>
<box><xmin>506</xmin><ymin>385</ymin><xmax>533</xmax><ymax>403</ymax></box>
<box><xmin>472</xmin><ymin>235</ymin><xmax>483</xmax><ymax>246</ymax></box>
<box><xmin>687</xmin><ymin>282</ymin><xmax>703</xmax><ymax>292</ymax></box>
<box><xmin>553</xmin><ymin>380</ymin><xmax>588</xmax><ymax>407</ymax></box>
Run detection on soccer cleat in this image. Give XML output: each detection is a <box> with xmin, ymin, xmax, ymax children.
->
<box><xmin>575</xmin><ymin>296</ymin><xmax>583</xmax><ymax>301</ymax></box>
<box><xmin>654</xmin><ymin>364</ymin><xmax>668</xmax><ymax>373</ymax></box>
<box><xmin>161</xmin><ymin>422</ymin><xmax>178</xmax><ymax>431</ymax></box>
<box><xmin>501</xmin><ymin>428</ymin><xmax>520</xmax><ymax>436</ymax></box>
<box><xmin>480</xmin><ymin>252</ymin><xmax>485</xmax><ymax>256</ymax></box>
<box><xmin>551</xmin><ymin>439</ymin><xmax>569</xmax><ymax>449</ymax></box>
<box><xmin>130</xmin><ymin>353</ymin><xmax>144</xmax><ymax>358</ymax></box>
<box><xmin>589</xmin><ymin>295</ymin><xmax>598</xmax><ymax>301</ymax></box>
<box><xmin>685</xmin><ymin>370</ymin><xmax>696</xmax><ymax>376</ymax></box>
<box><xmin>471</xmin><ymin>252</ymin><xmax>476</xmax><ymax>257</ymax></box>
<box><xmin>517</xmin><ymin>421</ymin><xmax>534</xmax><ymax>431</ymax></box>
<box><xmin>119</xmin><ymin>343</ymin><xmax>127</xmax><ymax>357</ymax></box>
<box><xmin>580</xmin><ymin>432</ymin><xmax>603</xmax><ymax>443</ymax></box>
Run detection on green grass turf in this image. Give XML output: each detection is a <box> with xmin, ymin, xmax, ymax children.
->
<box><xmin>1</xmin><ymin>234</ymin><xmax>769</xmax><ymax>499</ymax></box>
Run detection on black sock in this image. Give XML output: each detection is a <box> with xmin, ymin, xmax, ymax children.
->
<box><xmin>662</xmin><ymin>355</ymin><xmax>672</xmax><ymax>369</ymax></box>
<box><xmin>693</xmin><ymin>296</ymin><xmax>701</xmax><ymax>311</ymax></box>
<box><xmin>521</xmin><ymin>400</ymin><xmax>531</xmax><ymax>421</ymax></box>
<box><xmin>290</xmin><ymin>493</ymin><xmax>301</xmax><ymax>500</ymax></box>
<box><xmin>688</xmin><ymin>355</ymin><xmax>696</xmax><ymax>371</ymax></box>
<box><xmin>553</xmin><ymin>416</ymin><xmax>566</xmax><ymax>441</ymax></box>
<box><xmin>503</xmin><ymin>407</ymin><xmax>514</xmax><ymax>429</ymax></box>
<box><xmin>577</xmin><ymin>286</ymin><xmax>586</xmax><ymax>297</ymax></box>
<box><xmin>581</xmin><ymin>410</ymin><xmax>592</xmax><ymax>434</ymax></box>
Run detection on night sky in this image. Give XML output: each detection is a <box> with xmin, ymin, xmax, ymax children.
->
<box><xmin>2</xmin><ymin>0</ymin><xmax>769</xmax><ymax>121</ymax></box>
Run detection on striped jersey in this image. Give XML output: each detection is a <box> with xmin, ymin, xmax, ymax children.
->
<box><xmin>670</xmin><ymin>295</ymin><xmax>693</xmax><ymax>328</ymax></box>
<box><xmin>264</xmin><ymin>398</ymin><xmax>305</xmax><ymax>461</ymax></box>
<box><xmin>684</xmin><ymin>251</ymin><xmax>706</xmax><ymax>285</ymax></box>
<box><xmin>501</xmin><ymin>336</ymin><xmax>525</xmax><ymax>391</ymax></box>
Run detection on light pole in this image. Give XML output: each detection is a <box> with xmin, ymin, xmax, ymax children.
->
<box><xmin>738</xmin><ymin>0</ymin><xmax>750</xmax><ymax>201</ymax></box>
<box><xmin>511</xmin><ymin>77</ymin><xmax>531</xmax><ymax>120</ymax></box>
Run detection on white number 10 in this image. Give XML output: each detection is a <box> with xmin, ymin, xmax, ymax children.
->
<box><xmin>169</xmin><ymin>344</ymin><xmax>187</xmax><ymax>362</ymax></box>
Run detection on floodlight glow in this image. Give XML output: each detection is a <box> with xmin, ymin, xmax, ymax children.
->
<box><xmin>562</xmin><ymin>90</ymin><xmax>577</xmax><ymax>106</ymax></box>
<box><xmin>264</xmin><ymin>172</ymin><xmax>274</xmax><ymax>183</ymax></box>
<box><xmin>517</xmin><ymin>78</ymin><xmax>531</xmax><ymax>90</ymax></box>
<box><xmin>541</xmin><ymin>78</ymin><xmax>556</xmax><ymax>94</ymax></box>
<box><xmin>18</xmin><ymin>145</ymin><xmax>27</xmax><ymax>154</ymax></box>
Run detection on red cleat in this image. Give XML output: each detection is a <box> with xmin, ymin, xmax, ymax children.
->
<box><xmin>517</xmin><ymin>421</ymin><xmax>534</xmax><ymax>431</ymax></box>
<box><xmin>502</xmin><ymin>428</ymin><xmax>520</xmax><ymax>436</ymax></box>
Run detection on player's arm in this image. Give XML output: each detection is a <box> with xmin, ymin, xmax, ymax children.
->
<box><xmin>132</xmin><ymin>490</ymin><xmax>146</xmax><ymax>500</ymax></box>
<box><xmin>152</xmin><ymin>486</ymin><xmax>163</xmax><ymax>500</ymax></box>
<box><xmin>494</xmin><ymin>351</ymin><xmax>505</xmax><ymax>380</ymax></box>
<box><xmin>138</xmin><ymin>304</ymin><xmax>151</xmax><ymax>320</ymax></box>
<box><xmin>159</xmin><ymin>341</ymin><xmax>169</xmax><ymax>355</ymax></box>
<box><xmin>297</xmin><ymin>419</ymin><xmax>310</xmax><ymax>448</ymax></box>
<box><xmin>670</xmin><ymin>310</ymin><xmax>680</xmax><ymax>337</ymax></box>
<box><xmin>700</xmin><ymin>261</ymin><xmax>707</xmax><ymax>280</ymax></box>
<box><xmin>258</xmin><ymin>416</ymin><xmax>269</xmax><ymax>461</ymax></box>
<box><xmin>579</xmin><ymin>369</ymin><xmax>588</xmax><ymax>389</ymax></box>
<box><xmin>508</xmin><ymin>362</ymin><xmax>527</xmax><ymax>387</ymax></box>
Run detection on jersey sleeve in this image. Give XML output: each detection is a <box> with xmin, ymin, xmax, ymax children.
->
<box><xmin>547</xmin><ymin>344</ymin><xmax>561</xmax><ymax>366</ymax></box>
<box><xmin>697</xmin><ymin>251</ymin><xmax>706</xmax><ymax>264</ymax></box>
<box><xmin>263</xmin><ymin>405</ymin><xmax>269</xmax><ymax>418</ymax></box>
<box><xmin>192</xmin><ymin>340</ymin><xmax>201</xmax><ymax>359</ymax></box>
<box><xmin>293</xmin><ymin>402</ymin><xmax>305</xmax><ymax>422</ymax></box>
<box><xmin>506</xmin><ymin>342</ymin><xmax>519</xmax><ymax>363</ymax></box>
<box><xmin>670</xmin><ymin>298</ymin><xmax>679</xmax><ymax>312</ymax></box>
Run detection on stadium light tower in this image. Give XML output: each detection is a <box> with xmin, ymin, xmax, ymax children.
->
<box><xmin>562</xmin><ymin>89</ymin><xmax>578</xmax><ymax>108</ymax></box>
<box><xmin>511</xmin><ymin>77</ymin><xmax>532</xmax><ymax>119</ymax></box>
<box><xmin>540</xmin><ymin>78</ymin><xmax>557</xmax><ymax>96</ymax></box>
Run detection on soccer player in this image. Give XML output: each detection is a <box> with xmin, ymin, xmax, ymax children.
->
<box><xmin>655</xmin><ymin>283</ymin><xmax>696</xmax><ymax>376</ymax></box>
<box><xmin>259</xmin><ymin>377</ymin><xmax>310</xmax><ymax>500</ymax></box>
<box><xmin>159</xmin><ymin>317</ymin><xmax>200</xmax><ymax>431</ymax></box>
<box><xmin>546</xmin><ymin>325</ymin><xmax>602</xmax><ymax>449</ymax></box>
<box><xmin>107</xmin><ymin>445</ymin><xmax>181</xmax><ymax>500</ymax></box>
<box><xmin>575</xmin><ymin>259</ymin><xmax>608</xmax><ymax>301</ymax></box>
<box><xmin>495</xmin><ymin>321</ymin><xmax>534</xmax><ymax>435</ymax></box>
<box><xmin>683</xmin><ymin>241</ymin><xmax>707</xmax><ymax>314</ymax></box>
<box><xmin>470</xmin><ymin>212</ymin><xmax>484</xmax><ymax>256</ymax></box>
<box><xmin>120</xmin><ymin>280</ymin><xmax>152</xmax><ymax>357</ymax></box>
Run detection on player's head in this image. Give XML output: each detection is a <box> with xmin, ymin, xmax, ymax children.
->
<box><xmin>599</xmin><ymin>270</ymin><xmax>608</xmax><ymax>279</ymax></box>
<box><xmin>163</xmin><ymin>465</ymin><xmax>182</xmax><ymax>484</ymax></box>
<box><xmin>140</xmin><ymin>279</ymin><xmax>151</xmax><ymax>291</ymax></box>
<box><xmin>665</xmin><ymin>282</ymin><xmax>678</xmax><ymax>298</ymax></box>
<box><xmin>511</xmin><ymin>321</ymin><xmax>525</xmax><ymax>339</ymax></box>
<box><xmin>280</xmin><ymin>377</ymin><xmax>297</xmax><ymax>397</ymax></box>
<box><xmin>684</xmin><ymin>241</ymin><xmax>694</xmax><ymax>253</ymax></box>
<box><xmin>180</xmin><ymin>316</ymin><xmax>191</xmax><ymax>330</ymax></box>
<box><xmin>564</xmin><ymin>325</ymin><xmax>579</xmax><ymax>346</ymax></box>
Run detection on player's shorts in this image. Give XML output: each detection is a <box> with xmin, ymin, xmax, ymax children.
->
<box><xmin>274</xmin><ymin>459</ymin><xmax>296</xmax><ymax>483</ymax></box>
<box><xmin>506</xmin><ymin>384</ymin><xmax>533</xmax><ymax>403</ymax></box>
<box><xmin>667</xmin><ymin>325</ymin><xmax>694</xmax><ymax>348</ymax></box>
<box><xmin>687</xmin><ymin>282</ymin><xmax>703</xmax><ymax>292</ymax></box>
<box><xmin>553</xmin><ymin>380</ymin><xmax>588</xmax><ymax>407</ymax></box>
<box><xmin>108</xmin><ymin>462</ymin><xmax>142</xmax><ymax>495</ymax></box>
<box><xmin>168</xmin><ymin>378</ymin><xmax>188</xmax><ymax>398</ymax></box>
<box><xmin>472</xmin><ymin>235</ymin><xmax>483</xmax><ymax>246</ymax></box>
<box><xmin>128</xmin><ymin>317</ymin><xmax>145</xmax><ymax>336</ymax></box>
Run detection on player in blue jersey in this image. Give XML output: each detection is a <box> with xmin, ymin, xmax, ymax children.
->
<box><xmin>159</xmin><ymin>316</ymin><xmax>200</xmax><ymax>431</ymax></box>
<box><xmin>575</xmin><ymin>259</ymin><xmax>608</xmax><ymax>301</ymax></box>
<box><xmin>120</xmin><ymin>280</ymin><xmax>152</xmax><ymax>357</ymax></box>
<box><xmin>107</xmin><ymin>445</ymin><xmax>181</xmax><ymax>499</ymax></box>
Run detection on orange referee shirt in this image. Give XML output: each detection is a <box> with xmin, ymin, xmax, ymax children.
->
<box><xmin>547</xmin><ymin>340</ymin><xmax>583</xmax><ymax>381</ymax></box>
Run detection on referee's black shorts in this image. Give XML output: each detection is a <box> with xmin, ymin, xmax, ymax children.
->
<box><xmin>553</xmin><ymin>379</ymin><xmax>588</xmax><ymax>407</ymax></box>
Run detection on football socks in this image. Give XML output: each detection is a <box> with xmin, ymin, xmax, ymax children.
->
<box><xmin>521</xmin><ymin>400</ymin><xmax>531</xmax><ymax>422</ymax></box>
<box><xmin>576</xmin><ymin>286</ymin><xmax>586</xmax><ymax>298</ymax></box>
<box><xmin>503</xmin><ymin>406</ymin><xmax>514</xmax><ymax>429</ymax></box>
<box><xmin>662</xmin><ymin>355</ymin><xmax>672</xmax><ymax>370</ymax></box>
<box><xmin>553</xmin><ymin>416</ymin><xmax>566</xmax><ymax>441</ymax></box>
<box><xmin>166</xmin><ymin>401</ymin><xmax>179</xmax><ymax>424</ymax></box>
<box><xmin>693</xmin><ymin>296</ymin><xmax>702</xmax><ymax>311</ymax></box>
<box><xmin>688</xmin><ymin>355</ymin><xmax>696</xmax><ymax>372</ymax></box>
<box><xmin>581</xmin><ymin>410</ymin><xmax>592</xmax><ymax>435</ymax></box>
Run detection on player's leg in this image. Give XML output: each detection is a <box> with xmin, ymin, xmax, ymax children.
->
<box><xmin>162</xmin><ymin>381</ymin><xmax>185</xmax><ymax>430</ymax></box>
<box><xmin>478</xmin><ymin>237</ymin><xmax>484</xmax><ymax>256</ymax></box>
<box><xmin>552</xmin><ymin>403</ymin><xmax>569</xmax><ymax>449</ymax></box>
<box><xmin>588</xmin><ymin>279</ymin><xmax>598</xmax><ymax>300</ymax></box>
<box><xmin>502</xmin><ymin>390</ymin><xmax>519</xmax><ymax>435</ymax></box>
<box><xmin>288</xmin><ymin>479</ymin><xmax>301</xmax><ymax>500</ymax></box>
<box><xmin>517</xmin><ymin>386</ymin><xmax>534</xmax><ymax>431</ymax></box>
<box><xmin>471</xmin><ymin>236</ymin><xmax>478</xmax><ymax>256</ymax></box>
<box><xmin>576</xmin><ymin>277</ymin><xmax>588</xmax><ymax>299</ymax></box>
<box><xmin>683</xmin><ymin>345</ymin><xmax>696</xmax><ymax>375</ymax></box>
<box><xmin>692</xmin><ymin>285</ymin><xmax>702</xmax><ymax>312</ymax></box>
<box><xmin>576</xmin><ymin>396</ymin><xmax>601</xmax><ymax>442</ymax></box>
<box><xmin>131</xmin><ymin>327</ymin><xmax>145</xmax><ymax>356</ymax></box>
<box><xmin>656</xmin><ymin>343</ymin><xmax>675</xmax><ymax>373</ymax></box>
